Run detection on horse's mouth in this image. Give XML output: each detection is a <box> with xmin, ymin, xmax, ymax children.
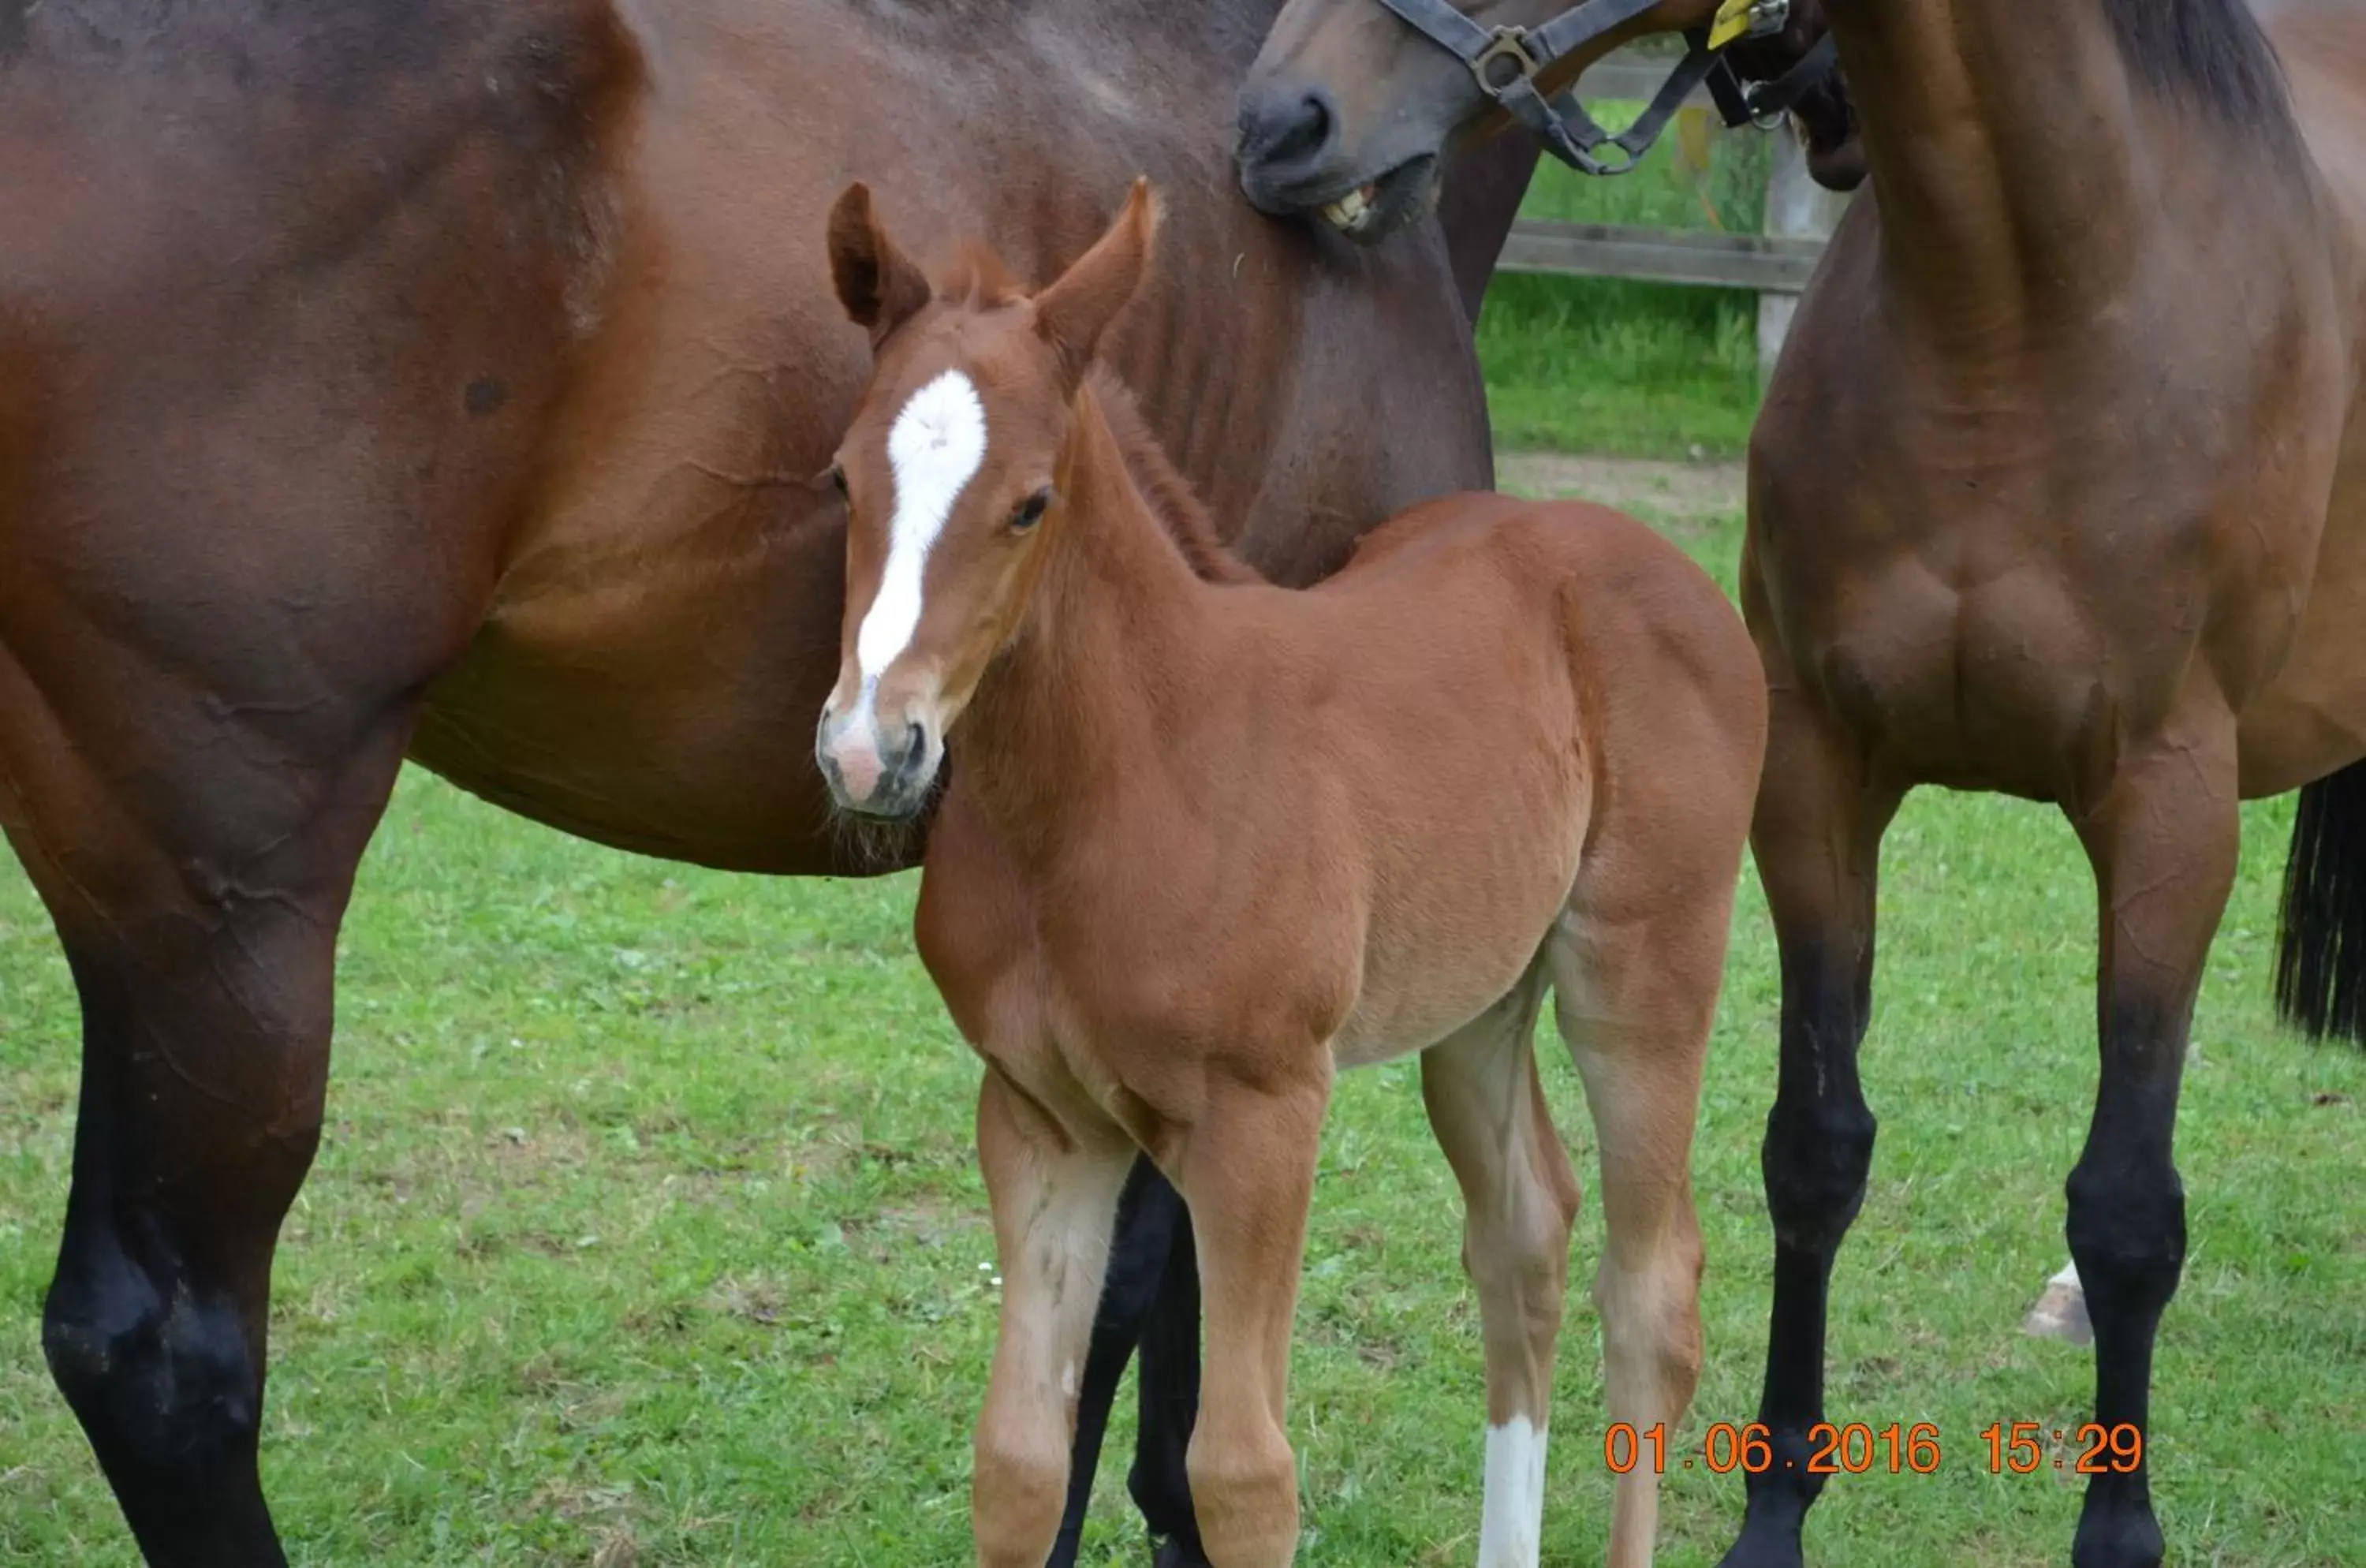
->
<box><xmin>1786</xmin><ymin>76</ymin><xmax>1866</xmax><ymax>192</ymax></box>
<box><xmin>1308</xmin><ymin>155</ymin><xmax>1439</xmax><ymax>245</ymax></box>
<box><xmin>1801</xmin><ymin>118</ymin><xmax>1866</xmax><ymax>192</ymax></box>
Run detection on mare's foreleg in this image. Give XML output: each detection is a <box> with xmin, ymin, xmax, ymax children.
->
<box><xmin>0</xmin><ymin>644</ymin><xmax>420</xmax><ymax>1566</ymax></box>
<box><xmin>1129</xmin><ymin>1198</ymin><xmax>1208</xmax><ymax>1567</ymax></box>
<box><xmin>1420</xmin><ymin>973</ymin><xmax>1577</xmax><ymax>1568</ymax></box>
<box><xmin>1045</xmin><ymin>1156</ymin><xmax>1206</xmax><ymax>1568</ymax></box>
<box><xmin>972</xmin><ymin>1071</ymin><xmax>1139</xmax><ymax>1568</ymax></box>
<box><xmin>1719</xmin><ymin>685</ymin><xmax>1901</xmax><ymax>1568</ymax></box>
<box><xmin>2062</xmin><ymin>701</ymin><xmax>2237</xmax><ymax>1568</ymax></box>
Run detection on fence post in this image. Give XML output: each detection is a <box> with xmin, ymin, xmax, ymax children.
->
<box><xmin>1757</xmin><ymin>127</ymin><xmax>1849</xmax><ymax>382</ymax></box>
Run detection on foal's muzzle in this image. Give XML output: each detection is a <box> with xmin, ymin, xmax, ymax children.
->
<box><xmin>815</xmin><ymin>701</ymin><xmax>939</xmax><ymax>820</ymax></box>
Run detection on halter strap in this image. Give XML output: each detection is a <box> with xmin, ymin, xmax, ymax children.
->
<box><xmin>1368</xmin><ymin>0</ymin><xmax>1834</xmax><ymax>177</ymax></box>
<box><xmin>1733</xmin><ymin>31</ymin><xmax>1840</xmax><ymax>123</ymax></box>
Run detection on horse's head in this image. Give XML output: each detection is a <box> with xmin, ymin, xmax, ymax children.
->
<box><xmin>1236</xmin><ymin>0</ymin><xmax>1860</xmax><ymax>242</ymax></box>
<box><xmin>1236</xmin><ymin>0</ymin><xmax>1722</xmax><ymax>232</ymax></box>
<box><xmin>815</xmin><ymin>180</ymin><xmax>1158</xmax><ymax>819</ymax></box>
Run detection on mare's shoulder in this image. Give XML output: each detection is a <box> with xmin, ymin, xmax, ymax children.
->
<box><xmin>0</xmin><ymin>0</ymin><xmax>644</xmax><ymax>318</ymax></box>
<box><xmin>2</xmin><ymin>0</ymin><xmax>641</xmax><ymax>206</ymax></box>
<box><xmin>6</xmin><ymin>0</ymin><xmax>636</xmax><ymax>100</ymax></box>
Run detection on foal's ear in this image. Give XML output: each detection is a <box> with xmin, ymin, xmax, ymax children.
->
<box><xmin>829</xmin><ymin>182</ymin><xmax>932</xmax><ymax>345</ymax></box>
<box><xmin>1033</xmin><ymin>178</ymin><xmax>1160</xmax><ymax>381</ymax></box>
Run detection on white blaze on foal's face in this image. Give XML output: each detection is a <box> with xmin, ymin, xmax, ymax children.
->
<box><xmin>854</xmin><ymin>368</ymin><xmax>989</xmax><ymax>693</ymax></box>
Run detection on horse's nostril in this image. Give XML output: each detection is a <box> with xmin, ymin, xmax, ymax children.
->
<box><xmin>1281</xmin><ymin>91</ymin><xmax>1334</xmax><ymax>161</ymax></box>
<box><xmin>903</xmin><ymin>721</ymin><xmax>925</xmax><ymax>759</ymax></box>
<box><xmin>1239</xmin><ymin>86</ymin><xmax>1338</xmax><ymax>170</ymax></box>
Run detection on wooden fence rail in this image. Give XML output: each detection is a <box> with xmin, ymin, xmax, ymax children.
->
<box><xmin>1496</xmin><ymin>221</ymin><xmax>1824</xmax><ymax>293</ymax></box>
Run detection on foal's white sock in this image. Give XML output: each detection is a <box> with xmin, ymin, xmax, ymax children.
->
<box><xmin>1478</xmin><ymin>1416</ymin><xmax>1549</xmax><ymax>1568</ymax></box>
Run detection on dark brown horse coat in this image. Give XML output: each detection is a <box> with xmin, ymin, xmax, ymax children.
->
<box><xmin>1733</xmin><ymin>11</ymin><xmax>2366</xmax><ymax>1562</ymax></box>
<box><xmin>1233</xmin><ymin>2</ymin><xmax>2366</xmax><ymax>1566</ymax></box>
<box><xmin>0</xmin><ymin>3</ymin><xmax>1532</xmax><ymax>1562</ymax></box>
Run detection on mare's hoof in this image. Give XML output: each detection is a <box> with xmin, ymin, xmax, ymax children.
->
<box><xmin>2072</xmin><ymin>1507</ymin><xmax>2165</xmax><ymax>1568</ymax></box>
<box><xmin>1715</xmin><ymin>1518</ymin><xmax>1807</xmax><ymax>1568</ymax></box>
<box><xmin>2022</xmin><ymin>1264</ymin><xmax>2094</xmax><ymax>1346</ymax></box>
<box><xmin>1151</xmin><ymin>1536</ymin><xmax>1212</xmax><ymax>1568</ymax></box>
<box><xmin>1715</xmin><ymin>1545</ymin><xmax>1805</xmax><ymax>1568</ymax></box>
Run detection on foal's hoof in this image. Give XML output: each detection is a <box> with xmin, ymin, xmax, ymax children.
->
<box><xmin>1151</xmin><ymin>1536</ymin><xmax>1213</xmax><ymax>1568</ymax></box>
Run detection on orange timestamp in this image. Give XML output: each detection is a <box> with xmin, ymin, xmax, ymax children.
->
<box><xmin>1601</xmin><ymin>1421</ymin><xmax>2144</xmax><ymax>1477</ymax></box>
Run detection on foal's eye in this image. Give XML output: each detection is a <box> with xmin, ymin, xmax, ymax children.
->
<box><xmin>1009</xmin><ymin>488</ymin><xmax>1052</xmax><ymax>532</ymax></box>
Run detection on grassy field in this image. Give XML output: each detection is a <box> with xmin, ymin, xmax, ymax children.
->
<box><xmin>1</xmin><ymin>111</ymin><xmax>2359</xmax><ymax>1568</ymax></box>
<box><xmin>3</xmin><ymin>490</ymin><xmax>2361</xmax><ymax>1565</ymax></box>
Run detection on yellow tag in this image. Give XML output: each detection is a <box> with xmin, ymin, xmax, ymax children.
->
<box><xmin>1677</xmin><ymin>105</ymin><xmax>1715</xmax><ymax>175</ymax></box>
<box><xmin>1707</xmin><ymin>0</ymin><xmax>1755</xmax><ymax>49</ymax></box>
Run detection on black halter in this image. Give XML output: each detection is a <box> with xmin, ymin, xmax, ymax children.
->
<box><xmin>1370</xmin><ymin>0</ymin><xmax>1840</xmax><ymax>176</ymax></box>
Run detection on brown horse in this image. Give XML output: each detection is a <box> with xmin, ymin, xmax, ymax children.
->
<box><xmin>815</xmin><ymin>178</ymin><xmax>1766</xmax><ymax>1568</ymax></box>
<box><xmin>1234</xmin><ymin>0</ymin><xmax>1743</xmax><ymax>230</ymax></box>
<box><xmin>1234</xmin><ymin>2</ymin><xmax>2366</xmax><ymax>1566</ymax></box>
<box><xmin>0</xmin><ymin>4</ymin><xmax>1543</xmax><ymax>1562</ymax></box>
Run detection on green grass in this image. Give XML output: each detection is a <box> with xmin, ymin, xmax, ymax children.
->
<box><xmin>1479</xmin><ymin>114</ymin><xmax>1772</xmax><ymax>459</ymax></box>
<box><xmin>4</xmin><ymin>505</ymin><xmax>2360</xmax><ymax>1566</ymax></box>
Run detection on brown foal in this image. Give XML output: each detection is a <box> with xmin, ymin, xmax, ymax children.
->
<box><xmin>813</xmin><ymin>181</ymin><xmax>1767</xmax><ymax>1567</ymax></box>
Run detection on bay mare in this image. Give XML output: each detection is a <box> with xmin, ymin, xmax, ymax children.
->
<box><xmin>1231</xmin><ymin>1</ymin><xmax>2366</xmax><ymax>1566</ymax></box>
<box><xmin>0</xmin><ymin>2</ymin><xmax>1543</xmax><ymax>1561</ymax></box>
<box><xmin>817</xmin><ymin>179</ymin><xmax>1764</xmax><ymax>1568</ymax></box>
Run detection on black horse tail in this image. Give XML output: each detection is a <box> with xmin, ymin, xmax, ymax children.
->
<box><xmin>2275</xmin><ymin>758</ymin><xmax>2366</xmax><ymax>1046</ymax></box>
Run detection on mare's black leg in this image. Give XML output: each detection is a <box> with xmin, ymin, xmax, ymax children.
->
<box><xmin>1132</xmin><ymin>1203</ymin><xmax>1207</xmax><ymax>1567</ymax></box>
<box><xmin>0</xmin><ymin>643</ymin><xmax>420</xmax><ymax>1566</ymax></box>
<box><xmin>1719</xmin><ymin>681</ymin><xmax>1900</xmax><ymax>1568</ymax></box>
<box><xmin>2064</xmin><ymin>713</ymin><xmax>2237</xmax><ymax>1568</ymax></box>
<box><xmin>1047</xmin><ymin>1155</ymin><xmax>1185</xmax><ymax>1567</ymax></box>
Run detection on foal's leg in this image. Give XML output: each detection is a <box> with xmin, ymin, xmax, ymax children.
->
<box><xmin>1719</xmin><ymin>685</ymin><xmax>1902</xmax><ymax>1568</ymax></box>
<box><xmin>1549</xmin><ymin>884</ymin><xmax>1729</xmax><ymax>1568</ymax></box>
<box><xmin>972</xmin><ymin>1070</ymin><xmax>1140</xmax><ymax>1568</ymax></box>
<box><xmin>1420</xmin><ymin>973</ymin><xmax>1576</xmax><ymax>1568</ymax></box>
<box><xmin>2062</xmin><ymin>707</ymin><xmax>2239</xmax><ymax>1568</ymax></box>
<box><xmin>1177</xmin><ymin>1069</ymin><xmax>1332</xmax><ymax>1567</ymax></box>
<box><xmin>0</xmin><ymin>644</ymin><xmax>423</xmax><ymax>1566</ymax></box>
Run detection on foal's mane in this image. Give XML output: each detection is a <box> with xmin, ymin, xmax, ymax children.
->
<box><xmin>1084</xmin><ymin>367</ymin><xmax>1263</xmax><ymax>588</ymax></box>
<box><xmin>2099</xmin><ymin>0</ymin><xmax>2297</xmax><ymax>149</ymax></box>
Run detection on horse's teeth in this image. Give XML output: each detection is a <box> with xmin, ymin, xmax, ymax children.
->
<box><xmin>1323</xmin><ymin>188</ymin><xmax>1372</xmax><ymax>231</ymax></box>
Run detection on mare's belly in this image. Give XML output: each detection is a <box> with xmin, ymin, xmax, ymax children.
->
<box><xmin>408</xmin><ymin>409</ymin><xmax>871</xmax><ymax>875</ymax></box>
<box><xmin>2237</xmin><ymin>443</ymin><xmax>2366</xmax><ymax>795</ymax></box>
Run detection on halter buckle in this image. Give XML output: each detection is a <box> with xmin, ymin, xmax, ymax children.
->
<box><xmin>1709</xmin><ymin>0</ymin><xmax>1790</xmax><ymax>50</ymax></box>
<box><xmin>1469</xmin><ymin>28</ymin><xmax>1547</xmax><ymax>97</ymax></box>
